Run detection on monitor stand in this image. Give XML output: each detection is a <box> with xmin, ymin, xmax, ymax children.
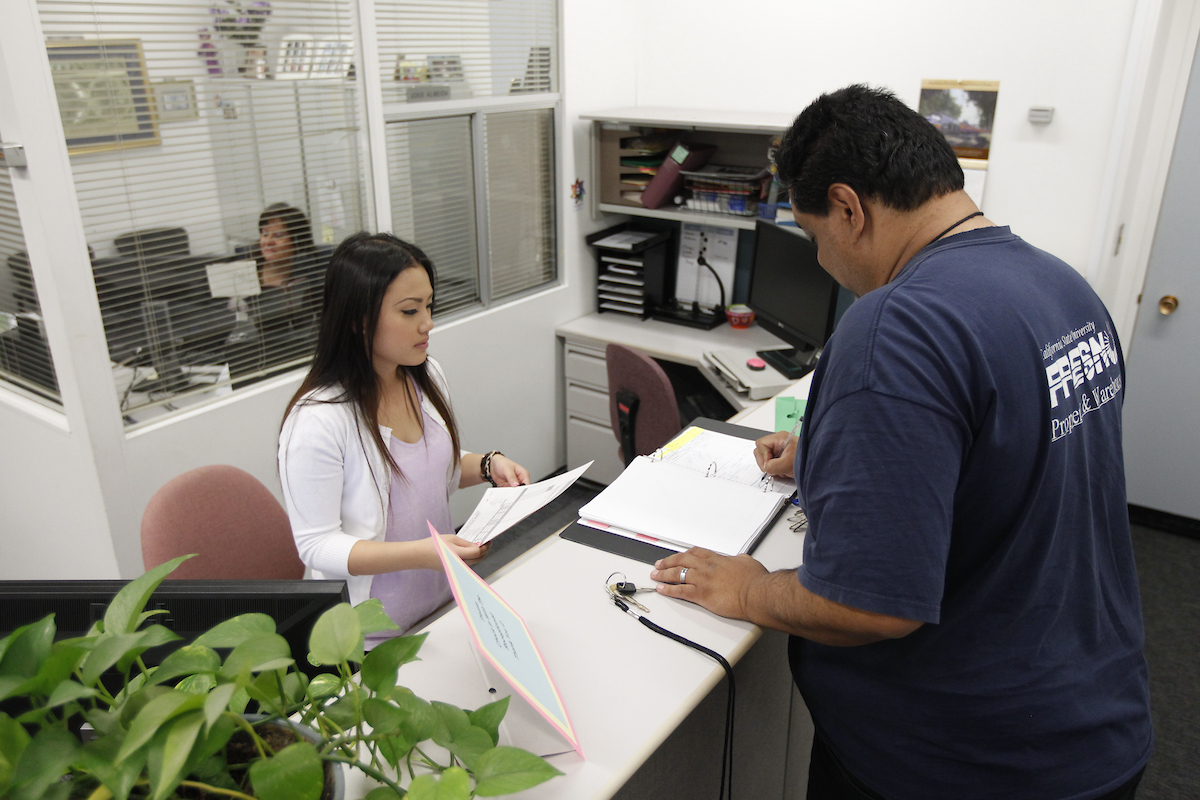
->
<box><xmin>757</xmin><ymin>346</ymin><xmax>817</xmax><ymax>380</ymax></box>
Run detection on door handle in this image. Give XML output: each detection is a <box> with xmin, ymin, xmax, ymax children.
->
<box><xmin>1158</xmin><ymin>295</ymin><xmax>1179</xmax><ymax>315</ymax></box>
<box><xmin>0</xmin><ymin>142</ymin><xmax>27</xmax><ymax>169</ymax></box>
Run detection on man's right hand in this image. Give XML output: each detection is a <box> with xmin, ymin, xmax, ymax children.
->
<box><xmin>754</xmin><ymin>431</ymin><xmax>797</xmax><ymax>477</ymax></box>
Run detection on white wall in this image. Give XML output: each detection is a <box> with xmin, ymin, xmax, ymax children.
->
<box><xmin>629</xmin><ymin>0</ymin><xmax>1137</xmax><ymax>279</ymax></box>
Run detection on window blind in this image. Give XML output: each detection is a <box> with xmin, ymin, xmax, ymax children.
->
<box><xmin>386</xmin><ymin>115</ymin><xmax>480</xmax><ymax>315</ymax></box>
<box><xmin>35</xmin><ymin>0</ymin><xmax>368</xmax><ymax>425</ymax></box>
<box><xmin>0</xmin><ymin>161</ymin><xmax>62</xmax><ymax>405</ymax></box>
<box><xmin>374</xmin><ymin>0</ymin><xmax>557</xmax><ymax>105</ymax></box>
<box><xmin>485</xmin><ymin>108</ymin><xmax>555</xmax><ymax>301</ymax></box>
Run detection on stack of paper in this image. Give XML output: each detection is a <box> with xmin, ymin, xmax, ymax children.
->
<box><xmin>577</xmin><ymin>427</ymin><xmax>791</xmax><ymax>556</ymax></box>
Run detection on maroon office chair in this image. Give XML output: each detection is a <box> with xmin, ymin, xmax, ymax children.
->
<box><xmin>606</xmin><ymin>343</ymin><xmax>682</xmax><ymax>466</ymax></box>
<box><xmin>141</xmin><ymin>465</ymin><xmax>303</xmax><ymax>579</ymax></box>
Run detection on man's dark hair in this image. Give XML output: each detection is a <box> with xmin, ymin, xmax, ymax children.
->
<box><xmin>776</xmin><ymin>84</ymin><xmax>964</xmax><ymax>215</ymax></box>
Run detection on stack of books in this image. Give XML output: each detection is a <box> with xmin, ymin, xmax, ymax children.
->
<box><xmin>680</xmin><ymin>165</ymin><xmax>770</xmax><ymax>217</ymax></box>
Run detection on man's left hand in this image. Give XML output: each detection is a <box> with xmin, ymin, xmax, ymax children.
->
<box><xmin>651</xmin><ymin>548</ymin><xmax>768</xmax><ymax>621</ymax></box>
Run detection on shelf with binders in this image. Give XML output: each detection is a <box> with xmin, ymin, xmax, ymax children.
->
<box><xmin>585</xmin><ymin>222</ymin><xmax>675</xmax><ymax>319</ymax></box>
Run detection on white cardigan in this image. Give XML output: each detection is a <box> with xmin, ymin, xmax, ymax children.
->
<box><xmin>278</xmin><ymin>357</ymin><xmax>463</xmax><ymax>606</ymax></box>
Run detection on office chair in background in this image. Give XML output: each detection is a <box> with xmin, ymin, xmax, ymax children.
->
<box><xmin>141</xmin><ymin>464</ymin><xmax>303</xmax><ymax>579</ymax></box>
<box><xmin>605</xmin><ymin>343</ymin><xmax>682</xmax><ymax>466</ymax></box>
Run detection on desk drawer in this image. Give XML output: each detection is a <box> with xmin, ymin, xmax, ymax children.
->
<box><xmin>567</xmin><ymin>415</ymin><xmax>624</xmax><ymax>485</ymax></box>
<box><xmin>564</xmin><ymin>343</ymin><xmax>608</xmax><ymax>388</ymax></box>
<box><xmin>567</xmin><ymin>382</ymin><xmax>610</xmax><ymax>422</ymax></box>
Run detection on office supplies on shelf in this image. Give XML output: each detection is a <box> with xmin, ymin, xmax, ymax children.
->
<box><xmin>680</xmin><ymin>164</ymin><xmax>770</xmax><ymax>217</ymax></box>
<box><xmin>641</xmin><ymin>142</ymin><xmax>717</xmax><ymax>209</ymax></box>
<box><xmin>587</xmin><ymin>223</ymin><xmax>675</xmax><ymax>319</ymax></box>
<box><xmin>776</xmin><ymin>395</ymin><xmax>806</xmax><ymax>434</ymax></box>
<box><xmin>429</xmin><ymin>522</ymin><xmax>582</xmax><ymax>758</ymax></box>
<box><xmin>576</xmin><ymin>424</ymin><xmax>789</xmax><ymax>557</ymax></box>
<box><xmin>458</xmin><ymin>461</ymin><xmax>593</xmax><ymax>545</ymax></box>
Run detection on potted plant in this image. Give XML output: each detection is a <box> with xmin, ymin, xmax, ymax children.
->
<box><xmin>0</xmin><ymin>555</ymin><xmax>563</xmax><ymax>799</ymax></box>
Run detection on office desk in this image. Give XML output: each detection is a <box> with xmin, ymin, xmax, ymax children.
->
<box><xmin>346</xmin><ymin>503</ymin><xmax>810</xmax><ymax>800</ymax></box>
<box><xmin>557</xmin><ymin>313</ymin><xmax>786</xmax><ymax>484</ymax></box>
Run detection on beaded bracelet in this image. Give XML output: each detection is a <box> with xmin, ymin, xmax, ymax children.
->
<box><xmin>480</xmin><ymin>450</ymin><xmax>504</xmax><ymax>487</ymax></box>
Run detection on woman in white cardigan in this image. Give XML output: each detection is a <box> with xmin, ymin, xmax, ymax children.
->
<box><xmin>279</xmin><ymin>232</ymin><xmax>529</xmax><ymax>635</ymax></box>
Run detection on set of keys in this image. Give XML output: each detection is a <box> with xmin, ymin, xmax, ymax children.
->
<box><xmin>606</xmin><ymin>572</ymin><xmax>656</xmax><ymax>613</ymax></box>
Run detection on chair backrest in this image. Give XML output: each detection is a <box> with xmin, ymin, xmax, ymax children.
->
<box><xmin>606</xmin><ymin>343</ymin><xmax>681</xmax><ymax>464</ymax></box>
<box><xmin>141</xmin><ymin>465</ymin><xmax>303</xmax><ymax>580</ymax></box>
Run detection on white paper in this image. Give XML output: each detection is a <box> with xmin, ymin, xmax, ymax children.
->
<box><xmin>591</xmin><ymin>230</ymin><xmax>655</xmax><ymax>250</ymax></box>
<box><xmin>458</xmin><ymin>461</ymin><xmax>593</xmax><ymax>544</ymax></box>
<box><xmin>675</xmin><ymin>223</ymin><xmax>737</xmax><ymax>309</ymax></box>
<box><xmin>205</xmin><ymin>260</ymin><xmax>261</xmax><ymax>298</ymax></box>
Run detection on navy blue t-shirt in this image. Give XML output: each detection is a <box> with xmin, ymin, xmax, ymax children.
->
<box><xmin>791</xmin><ymin>227</ymin><xmax>1152</xmax><ymax>800</ymax></box>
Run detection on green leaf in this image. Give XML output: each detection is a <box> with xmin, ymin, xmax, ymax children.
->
<box><xmin>8</xmin><ymin>725</ymin><xmax>81</xmax><ymax>800</ymax></box>
<box><xmin>431</xmin><ymin>701</ymin><xmax>470</xmax><ymax>743</ymax></box>
<box><xmin>219</xmin><ymin>633</ymin><xmax>293</xmax><ymax>680</ymax></box>
<box><xmin>376</xmin><ymin>732</ymin><xmax>414</xmax><ymax>770</ymax></box>
<box><xmin>321</xmin><ymin>696</ymin><xmax>359</xmax><ymax>731</ymax></box>
<box><xmin>203</xmin><ymin>682</ymin><xmax>237</xmax><ymax>729</ymax></box>
<box><xmin>81</xmin><ymin>632</ymin><xmax>145</xmax><ymax>687</ymax></box>
<box><xmin>78</xmin><ymin>729</ymin><xmax>147</xmax><ymax>800</ymax></box>
<box><xmin>306</xmin><ymin>673</ymin><xmax>343</xmax><ymax>702</ymax></box>
<box><xmin>31</xmin><ymin>644</ymin><xmax>87</xmax><ymax>696</ymax></box>
<box><xmin>247</xmin><ymin>741</ymin><xmax>324</xmax><ymax>800</ymax></box>
<box><xmin>443</xmin><ymin>725</ymin><xmax>494</xmax><ymax>770</ymax></box>
<box><xmin>308</xmin><ymin>603</ymin><xmax>362</xmax><ymax>665</ymax></box>
<box><xmin>360</xmin><ymin>633</ymin><xmax>427</xmax><ymax>695</ymax></box>
<box><xmin>116</xmin><ymin>625</ymin><xmax>184</xmax><ymax>674</ymax></box>
<box><xmin>355</xmin><ymin>599</ymin><xmax>403</xmax><ymax>635</ymax></box>
<box><xmin>176</xmin><ymin>673</ymin><xmax>217</xmax><ymax>695</ymax></box>
<box><xmin>104</xmin><ymin>555</ymin><xmax>193</xmax><ymax>635</ymax></box>
<box><xmin>83</xmin><ymin>708</ymin><xmax>120</xmax><ymax>737</ymax></box>
<box><xmin>118</xmin><ymin>684</ymin><xmax>173</xmax><ymax>727</ymax></box>
<box><xmin>362</xmin><ymin>697</ymin><xmax>405</xmax><ymax>735</ymax></box>
<box><xmin>472</xmin><ymin>746</ymin><xmax>564</xmax><ymax>797</ymax></box>
<box><xmin>0</xmin><ymin>616</ymin><xmax>56</xmax><ymax>679</ymax></box>
<box><xmin>0</xmin><ymin>712</ymin><xmax>32</xmax><ymax>794</ymax></box>
<box><xmin>192</xmin><ymin>613</ymin><xmax>277</xmax><ymax>649</ymax></box>
<box><xmin>468</xmin><ymin>696</ymin><xmax>510</xmax><ymax>747</ymax></box>
<box><xmin>408</xmin><ymin>766</ymin><xmax>471</xmax><ymax>800</ymax></box>
<box><xmin>150</xmin><ymin>710</ymin><xmax>205</xmax><ymax>800</ymax></box>
<box><xmin>391</xmin><ymin>687</ymin><xmax>444</xmax><ymax>744</ymax></box>
<box><xmin>227</xmin><ymin>686</ymin><xmax>251</xmax><ymax>716</ymax></box>
<box><xmin>364</xmin><ymin>787</ymin><xmax>405</xmax><ymax>800</ymax></box>
<box><xmin>145</xmin><ymin>642</ymin><xmax>220</xmax><ymax>686</ymax></box>
<box><xmin>44</xmin><ymin>680</ymin><xmax>97</xmax><ymax>709</ymax></box>
<box><xmin>117</xmin><ymin>690</ymin><xmax>204</xmax><ymax>763</ymax></box>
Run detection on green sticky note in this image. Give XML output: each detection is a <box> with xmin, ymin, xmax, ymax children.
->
<box><xmin>775</xmin><ymin>396</ymin><xmax>806</xmax><ymax>434</ymax></box>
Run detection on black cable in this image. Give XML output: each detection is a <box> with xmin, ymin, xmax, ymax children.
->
<box><xmin>613</xmin><ymin>597</ymin><xmax>735</xmax><ymax>800</ymax></box>
<box><xmin>696</xmin><ymin>254</ymin><xmax>727</xmax><ymax>311</ymax></box>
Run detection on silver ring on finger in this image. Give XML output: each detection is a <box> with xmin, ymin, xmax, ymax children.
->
<box><xmin>679</xmin><ymin>567</ymin><xmax>689</xmax><ymax>584</ymax></box>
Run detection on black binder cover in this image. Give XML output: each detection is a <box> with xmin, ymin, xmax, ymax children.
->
<box><xmin>559</xmin><ymin>417</ymin><xmax>777</xmax><ymax>564</ymax></box>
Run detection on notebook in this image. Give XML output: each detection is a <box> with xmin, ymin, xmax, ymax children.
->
<box><xmin>576</xmin><ymin>426</ymin><xmax>790</xmax><ymax>556</ymax></box>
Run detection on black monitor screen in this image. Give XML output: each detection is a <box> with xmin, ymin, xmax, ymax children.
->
<box><xmin>747</xmin><ymin>221</ymin><xmax>841</xmax><ymax>377</ymax></box>
<box><xmin>0</xmin><ymin>579</ymin><xmax>348</xmax><ymax>679</ymax></box>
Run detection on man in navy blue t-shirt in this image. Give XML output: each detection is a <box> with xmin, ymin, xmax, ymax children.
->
<box><xmin>652</xmin><ymin>85</ymin><xmax>1152</xmax><ymax>800</ymax></box>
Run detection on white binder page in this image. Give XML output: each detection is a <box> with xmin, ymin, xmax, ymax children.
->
<box><xmin>577</xmin><ymin>457</ymin><xmax>783</xmax><ymax>555</ymax></box>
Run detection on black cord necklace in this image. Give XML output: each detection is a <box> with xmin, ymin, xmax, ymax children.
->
<box><xmin>931</xmin><ymin>210</ymin><xmax>984</xmax><ymax>244</ymax></box>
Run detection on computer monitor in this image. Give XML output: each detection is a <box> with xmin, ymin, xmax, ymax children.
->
<box><xmin>746</xmin><ymin>220</ymin><xmax>841</xmax><ymax>379</ymax></box>
<box><xmin>0</xmin><ymin>579</ymin><xmax>349</xmax><ymax>680</ymax></box>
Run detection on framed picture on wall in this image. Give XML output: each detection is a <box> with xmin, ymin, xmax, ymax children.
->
<box><xmin>151</xmin><ymin>79</ymin><xmax>198</xmax><ymax>122</ymax></box>
<box><xmin>47</xmin><ymin>39</ymin><xmax>160</xmax><ymax>155</ymax></box>
<box><xmin>919</xmin><ymin>79</ymin><xmax>1000</xmax><ymax>161</ymax></box>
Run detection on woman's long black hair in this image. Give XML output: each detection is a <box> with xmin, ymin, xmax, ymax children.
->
<box><xmin>283</xmin><ymin>231</ymin><xmax>460</xmax><ymax>480</ymax></box>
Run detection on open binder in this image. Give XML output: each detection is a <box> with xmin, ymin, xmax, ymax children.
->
<box><xmin>565</xmin><ymin>418</ymin><xmax>789</xmax><ymax>563</ymax></box>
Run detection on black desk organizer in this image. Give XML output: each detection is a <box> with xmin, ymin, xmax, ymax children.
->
<box><xmin>586</xmin><ymin>223</ymin><xmax>674</xmax><ymax>319</ymax></box>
